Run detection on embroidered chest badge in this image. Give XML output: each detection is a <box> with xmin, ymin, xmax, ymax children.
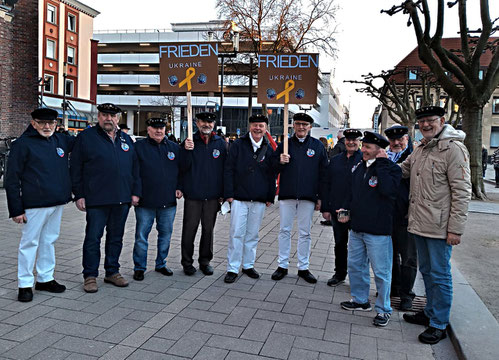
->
<box><xmin>121</xmin><ymin>143</ymin><xmax>130</xmax><ymax>152</ymax></box>
<box><xmin>213</xmin><ymin>149</ymin><xmax>220</xmax><ymax>159</ymax></box>
<box><xmin>368</xmin><ymin>176</ymin><xmax>378</xmax><ymax>187</ymax></box>
<box><xmin>306</xmin><ymin>148</ymin><xmax>315</xmax><ymax>157</ymax></box>
<box><xmin>56</xmin><ymin>147</ymin><xmax>65</xmax><ymax>157</ymax></box>
<box><xmin>167</xmin><ymin>152</ymin><xmax>175</xmax><ymax>160</ymax></box>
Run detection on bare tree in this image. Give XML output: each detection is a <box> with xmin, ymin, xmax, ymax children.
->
<box><xmin>382</xmin><ymin>0</ymin><xmax>499</xmax><ymax>199</ymax></box>
<box><xmin>216</xmin><ymin>0</ymin><xmax>339</xmax><ymax>117</ymax></box>
<box><xmin>345</xmin><ymin>69</ymin><xmax>456</xmax><ymax>137</ymax></box>
<box><xmin>216</xmin><ymin>0</ymin><xmax>338</xmax><ymax>55</ymax></box>
<box><xmin>151</xmin><ymin>94</ymin><xmax>184</xmax><ymax>134</ymax></box>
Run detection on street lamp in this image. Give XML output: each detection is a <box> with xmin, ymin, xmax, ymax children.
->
<box><xmin>62</xmin><ymin>62</ymin><xmax>68</xmax><ymax>130</ymax></box>
<box><xmin>219</xmin><ymin>22</ymin><xmax>240</xmax><ymax>130</ymax></box>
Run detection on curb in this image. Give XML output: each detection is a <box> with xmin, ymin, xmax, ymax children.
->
<box><xmin>449</xmin><ymin>261</ymin><xmax>499</xmax><ymax>360</ymax></box>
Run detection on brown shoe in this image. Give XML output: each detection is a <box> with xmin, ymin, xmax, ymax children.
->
<box><xmin>104</xmin><ymin>273</ymin><xmax>129</xmax><ymax>287</ymax></box>
<box><xmin>83</xmin><ymin>277</ymin><xmax>98</xmax><ymax>293</ymax></box>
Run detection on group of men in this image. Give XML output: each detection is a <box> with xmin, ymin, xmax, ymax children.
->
<box><xmin>321</xmin><ymin>105</ymin><xmax>471</xmax><ymax>343</ymax></box>
<box><xmin>6</xmin><ymin>103</ymin><xmax>470</xmax><ymax>345</ymax></box>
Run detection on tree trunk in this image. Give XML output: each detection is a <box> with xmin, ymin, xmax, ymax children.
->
<box><xmin>461</xmin><ymin>105</ymin><xmax>486</xmax><ymax>200</ymax></box>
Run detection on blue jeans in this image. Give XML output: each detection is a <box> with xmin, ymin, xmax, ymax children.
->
<box><xmin>133</xmin><ymin>206</ymin><xmax>177</xmax><ymax>272</ymax></box>
<box><xmin>348</xmin><ymin>230</ymin><xmax>393</xmax><ymax>314</ymax></box>
<box><xmin>83</xmin><ymin>204</ymin><xmax>130</xmax><ymax>278</ymax></box>
<box><xmin>412</xmin><ymin>233</ymin><xmax>453</xmax><ymax>330</ymax></box>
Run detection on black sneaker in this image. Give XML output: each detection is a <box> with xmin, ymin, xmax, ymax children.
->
<box><xmin>373</xmin><ymin>313</ymin><xmax>391</xmax><ymax>327</ymax></box>
<box><xmin>327</xmin><ymin>274</ymin><xmax>345</xmax><ymax>287</ymax></box>
<box><xmin>35</xmin><ymin>280</ymin><xmax>66</xmax><ymax>293</ymax></box>
<box><xmin>418</xmin><ymin>326</ymin><xmax>447</xmax><ymax>344</ymax></box>
<box><xmin>133</xmin><ymin>270</ymin><xmax>144</xmax><ymax>281</ymax></box>
<box><xmin>183</xmin><ymin>265</ymin><xmax>197</xmax><ymax>276</ymax></box>
<box><xmin>155</xmin><ymin>267</ymin><xmax>173</xmax><ymax>276</ymax></box>
<box><xmin>271</xmin><ymin>267</ymin><xmax>288</xmax><ymax>281</ymax></box>
<box><xmin>242</xmin><ymin>268</ymin><xmax>260</xmax><ymax>279</ymax></box>
<box><xmin>224</xmin><ymin>272</ymin><xmax>238</xmax><ymax>283</ymax></box>
<box><xmin>200</xmin><ymin>264</ymin><xmax>214</xmax><ymax>276</ymax></box>
<box><xmin>341</xmin><ymin>300</ymin><xmax>372</xmax><ymax>311</ymax></box>
<box><xmin>403</xmin><ymin>310</ymin><xmax>430</xmax><ymax>326</ymax></box>
<box><xmin>297</xmin><ymin>269</ymin><xmax>317</xmax><ymax>284</ymax></box>
<box><xmin>18</xmin><ymin>288</ymin><xmax>33</xmax><ymax>302</ymax></box>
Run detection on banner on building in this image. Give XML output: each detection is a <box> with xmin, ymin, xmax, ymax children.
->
<box><xmin>159</xmin><ymin>42</ymin><xmax>219</xmax><ymax>93</ymax></box>
<box><xmin>257</xmin><ymin>53</ymin><xmax>319</xmax><ymax>104</ymax></box>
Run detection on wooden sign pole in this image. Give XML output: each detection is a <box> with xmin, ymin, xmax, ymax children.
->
<box><xmin>187</xmin><ymin>91</ymin><xmax>193</xmax><ymax>140</ymax></box>
<box><xmin>283</xmin><ymin>104</ymin><xmax>289</xmax><ymax>155</ymax></box>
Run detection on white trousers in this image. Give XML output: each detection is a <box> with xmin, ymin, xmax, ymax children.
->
<box><xmin>18</xmin><ymin>206</ymin><xmax>63</xmax><ymax>288</ymax></box>
<box><xmin>226</xmin><ymin>200</ymin><xmax>266</xmax><ymax>273</ymax></box>
<box><xmin>277</xmin><ymin>199</ymin><xmax>315</xmax><ymax>270</ymax></box>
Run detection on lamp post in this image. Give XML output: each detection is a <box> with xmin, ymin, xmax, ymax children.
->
<box><xmin>137</xmin><ymin>99</ymin><xmax>141</xmax><ymax>136</ymax></box>
<box><xmin>62</xmin><ymin>62</ymin><xmax>68</xmax><ymax>130</ymax></box>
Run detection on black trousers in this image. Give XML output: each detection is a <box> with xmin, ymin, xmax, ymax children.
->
<box><xmin>495</xmin><ymin>167</ymin><xmax>499</xmax><ymax>185</ymax></box>
<box><xmin>331</xmin><ymin>216</ymin><xmax>350</xmax><ymax>278</ymax></box>
<box><xmin>181</xmin><ymin>199</ymin><xmax>219</xmax><ymax>268</ymax></box>
<box><xmin>391</xmin><ymin>224</ymin><xmax>418</xmax><ymax>300</ymax></box>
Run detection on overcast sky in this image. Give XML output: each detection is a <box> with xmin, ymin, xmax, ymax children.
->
<box><xmin>83</xmin><ymin>0</ymin><xmax>498</xmax><ymax>128</ymax></box>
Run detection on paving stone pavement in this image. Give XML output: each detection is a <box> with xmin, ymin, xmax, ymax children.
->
<box><xmin>0</xmin><ymin>191</ymin><xmax>457</xmax><ymax>359</ymax></box>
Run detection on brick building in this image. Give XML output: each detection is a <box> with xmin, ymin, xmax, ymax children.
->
<box><xmin>0</xmin><ymin>0</ymin><xmax>39</xmax><ymax>138</ymax></box>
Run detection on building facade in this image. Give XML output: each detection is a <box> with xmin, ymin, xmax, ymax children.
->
<box><xmin>39</xmin><ymin>0</ymin><xmax>99</xmax><ymax>134</ymax></box>
<box><xmin>0</xmin><ymin>0</ymin><xmax>39</xmax><ymax>138</ymax></box>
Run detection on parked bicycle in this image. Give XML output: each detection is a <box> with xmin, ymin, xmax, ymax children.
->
<box><xmin>0</xmin><ymin>137</ymin><xmax>17</xmax><ymax>183</ymax></box>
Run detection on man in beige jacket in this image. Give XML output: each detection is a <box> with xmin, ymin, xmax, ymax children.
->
<box><xmin>400</xmin><ymin>106</ymin><xmax>471</xmax><ymax>345</ymax></box>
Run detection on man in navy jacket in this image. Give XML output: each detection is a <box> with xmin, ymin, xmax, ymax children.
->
<box><xmin>70</xmin><ymin>103</ymin><xmax>139</xmax><ymax>293</ymax></box>
<box><xmin>132</xmin><ymin>118</ymin><xmax>182</xmax><ymax>281</ymax></box>
<box><xmin>321</xmin><ymin>128</ymin><xmax>363</xmax><ymax>287</ymax></box>
<box><xmin>271</xmin><ymin>113</ymin><xmax>328</xmax><ymax>284</ymax></box>
<box><xmin>6</xmin><ymin>108</ymin><xmax>73</xmax><ymax>302</ymax></box>
<box><xmin>223</xmin><ymin>114</ymin><xmax>276</xmax><ymax>283</ymax></box>
<box><xmin>179</xmin><ymin>112</ymin><xmax>227</xmax><ymax>276</ymax></box>
<box><xmin>339</xmin><ymin>131</ymin><xmax>401</xmax><ymax>327</ymax></box>
<box><xmin>384</xmin><ymin>125</ymin><xmax>417</xmax><ymax>311</ymax></box>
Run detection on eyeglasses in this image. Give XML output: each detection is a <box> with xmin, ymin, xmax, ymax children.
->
<box><xmin>34</xmin><ymin>120</ymin><xmax>57</xmax><ymax>126</ymax></box>
<box><xmin>294</xmin><ymin>122</ymin><xmax>310</xmax><ymax>127</ymax></box>
<box><xmin>417</xmin><ymin>117</ymin><xmax>440</xmax><ymax>125</ymax></box>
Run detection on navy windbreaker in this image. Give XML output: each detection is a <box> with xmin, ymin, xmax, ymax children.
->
<box><xmin>70</xmin><ymin>125</ymin><xmax>139</xmax><ymax>207</ymax></box>
<box><xmin>179</xmin><ymin>132</ymin><xmax>227</xmax><ymax>201</ymax></box>
<box><xmin>5</xmin><ymin>125</ymin><xmax>74</xmax><ymax>218</ymax></box>
<box><xmin>344</xmin><ymin>157</ymin><xmax>402</xmax><ymax>235</ymax></box>
<box><xmin>321</xmin><ymin>149</ymin><xmax>363</xmax><ymax>213</ymax></box>
<box><xmin>272</xmin><ymin>135</ymin><xmax>328</xmax><ymax>202</ymax></box>
<box><xmin>224</xmin><ymin>133</ymin><xmax>276</xmax><ymax>203</ymax></box>
<box><xmin>134</xmin><ymin>136</ymin><xmax>180</xmax><ymax>209</ymax></box>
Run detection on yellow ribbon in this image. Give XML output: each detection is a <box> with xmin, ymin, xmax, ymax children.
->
<box><xmin>276</xmin><ymin>80</ymin><xmax>295</xmax><ymax>104</ymax></box>
<box><xmin>179</xmin><ymin>67</ymin><xmax>196</xmax><ymax>92</ymax></box>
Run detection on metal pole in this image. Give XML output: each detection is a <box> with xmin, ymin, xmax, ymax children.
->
<box><xmin>62</xmin><ymin>62</ymin><xmax>68</xmax><ymax>130</ymax></box>
<box><xmin>40</xmin><ymin>77</ymin><xmax>45</xmax><ymax>106</ymax></box>
<box><xmin>248</xmin><ymin>57</ymin><xmax>253</xmax><ymax>120</ymax></box>
<box><xmin>220</xmin><ymin>56</ymin><xmax>224</xmax><ymax>128</ymax></box>
<box><xmin>137</xmin><ymin>99</ymin><xmax>141</xmax><ymax>136</ymax></box>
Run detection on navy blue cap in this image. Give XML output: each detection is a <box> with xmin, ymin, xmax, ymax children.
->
<box><xmin>415</xmin><ymin>106</ymin><xmax>445</xmax><ymax>119</ymax></box>
<box><xmin>97</xmin><ymin>103</ymin><xmax>122</xmax><ymax>114</ymax></box>
<box><xmin>146</xmin><ymin>118</ymin><xmax>167</xmax><ymax>128</ymax></box>
<box><xmin>343</xmin><ymin>128</ymin><xmax>362</xmax><ymax>139</ymax></box>
<box><xmin>31</xmin><ymin>107</ymin><xmax>58</xmax><ymax>120</ymax></box>
<box><xmin>362</xmin><ymin>131</ymin><xmax>390</xmax><ymax>148</ymax></box>
<box><xmin>293</xmin><ymin>113</ymin><xmax>313</xmax><ymax>124</ymax></box>
<box><xmin>119</xmin><ymin>124</ymin><xmax>130</xmax><ymax>130</ymax></box>
<box><xmin>249</xmin><ymin>114</ymin><xmax>268</xmax><ymax>124</ymax></box>
<box><xmin>195</xmin><ymin>112</ymin><xmax>217</xmax><ymax>122</ymax></box>
<box><xmin>384</xmin><ymin>125</ymin><xmax>408</xmax><ymax>139</ymax></box>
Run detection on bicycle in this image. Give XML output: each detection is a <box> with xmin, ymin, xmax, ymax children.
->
<box><xmin>0</xmin><ymin>136</ymin><xmax>17</xmax><ymax>183</ymax></box>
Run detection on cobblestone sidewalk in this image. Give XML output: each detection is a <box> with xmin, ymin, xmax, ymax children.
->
<box><xmin>0</xmin><ymin>192</ymin><xmax>456</xmax><ymax>359</ymax></box>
